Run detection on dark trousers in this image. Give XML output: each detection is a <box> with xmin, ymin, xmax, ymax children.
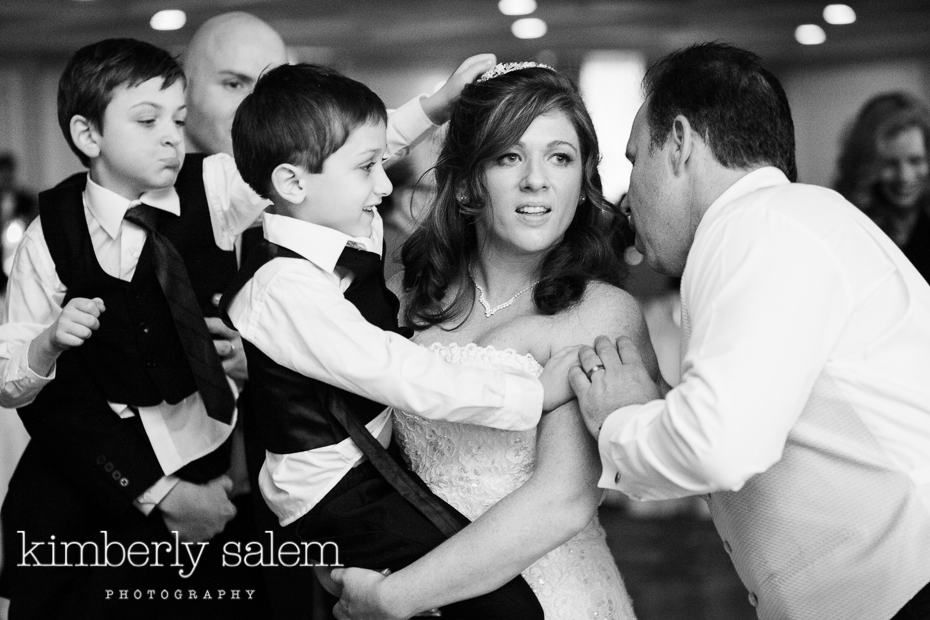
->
<box><xmin>892</xmin><ymin>581</ymin><xmax>930</xmax><ymax>620</ymax></box>
<box><xmin>296</xmin><ymin>457</ymin><xmax>544</xmax><ymax>620</ymax></box>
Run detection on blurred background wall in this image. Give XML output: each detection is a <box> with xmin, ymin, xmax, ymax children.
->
<box><xmin>2</xmin><ymin>1</ymin><xmax>930</xmax><ymax>194</ymax></box>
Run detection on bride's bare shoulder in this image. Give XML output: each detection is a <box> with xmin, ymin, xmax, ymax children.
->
<box><xmin>542</xmin><ymin>280</ymin><xmax>647</xmax><ymax>346</ymax></box>
<box><xmin>577</xmin><ymin>280</ymin><xmax>643</xmax><ymax>325</ymax></box>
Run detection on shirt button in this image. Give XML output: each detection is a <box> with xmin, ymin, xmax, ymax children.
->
<box><xmin>723</xmin><ymin>541</ymin><xmax>732</xmax><ymax>554</ymax></box>
<box><xmin>748</xmin><ymin>592</ymin><xmax>758</xmax><ymax>607</ymax></box>
<box><xmin>112</xmin><ymin>470</ymin><xmax>121</xmax><ymax>480</ymax></box>
<box><xmin>104</xmin><ymin>462</ymin><xmax>114</xmax><ymax>473</ymax></box>
<box><xmin>96</xmin><ymin>455</ymin><xmax>106</xmax><ymax>466</ymax></box>
<box><xmin>614</xmin><ymin>471</ymin><xmax>621</xmax><ymax>484</ymax></box>
<box><xmin>120</xmin><ymin>478</ymin><xmax>129</xmax><ymax>487</ymax></box>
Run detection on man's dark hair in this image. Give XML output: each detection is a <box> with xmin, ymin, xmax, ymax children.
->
<box><xmin>232</xmin><ymin>63</ymin><xmax>388</xmax><ymax>199</ymax></box>
<box><xmin>644</xmin><ymin>42</ymin><xmax>797</xmax><ymax>181</ymax></box>
<box><xmin>57</xmin><ymin>38</ymin><xmax>185</xmax><ymax>167</ymax></box>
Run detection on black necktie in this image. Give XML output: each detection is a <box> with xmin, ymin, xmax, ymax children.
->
<box><xmin>330</xmin><ymin>244</ymin><xmax>463</xmax><ymax>537</ymax></box>
<box><xmin>124</xmin><ymin>204</ymin><xmax>234</xmax><ymax>423</ymax></box>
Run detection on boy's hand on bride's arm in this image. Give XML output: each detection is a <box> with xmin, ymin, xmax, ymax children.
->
<box><xmin>331</xmin><ymin>568</ymin><xmax>410</xmax><ymax>620</ymax></box>
<box><xmin>569</xmin><ymin>335</ymin><xmax>660</xmax><ymax>439</ymax></box>
<box><xmin>540</xmin><ymin>345</ymin><xmax>581</xmax><ymax>413</ymax></box>
<box><xmin>420</xmin><ymin>53</ymin><xmax>496</xmax><ymax>125</ymax></box>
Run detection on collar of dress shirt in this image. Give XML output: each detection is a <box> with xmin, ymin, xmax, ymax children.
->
<box><xmin>83</xmin><ymin>175</ymin><xmax>181</xmax><ymax>239</ymax></box>
<box><xmin>701</xmin><ymin>166</ymin><xmax>789</xmax><ymax>227</ymax></box>
<box><xmin>261</xmin><ymin>210</ymin><xmax>384</xmax><ymax>274</ymax></box>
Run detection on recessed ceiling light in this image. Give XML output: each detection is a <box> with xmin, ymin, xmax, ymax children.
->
<box><xmin>150</xmin><ymin>9</ymin><xmax>187</xmax><ymax>31</ymax></box>
<box><xmin>823</xmin><ymin>4</ymin><xmax>856</xmax><ymax>25</ymax></box>
<box><xmin>498</xmin><ymin>0</ymin><xmax>537</xmax><ymax>16</ymax></box>
<box><xmin>795</xmin><ymin>24</ymin><xmax>826</xmax><ymax>45</ymax></box>
<box><xmin>512</xmin><ymin>17</ymin><xmax>547</xmax><ymax>39</ymax></box>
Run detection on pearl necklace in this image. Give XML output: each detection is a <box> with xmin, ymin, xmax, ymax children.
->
<box><xmin>470</xmin><ymin>272</ymin><xmax>538</xmax><ymax>318</ymax></box>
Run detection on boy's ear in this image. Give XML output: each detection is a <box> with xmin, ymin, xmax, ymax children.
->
<box><xmin>271</xmin><ymin>163</ymin><xmax>308</xmax><ymax>205</ymax></box>
<box><xmin>70</xmin><ymin>115</ymin><xmax>102</xmax><ymax>160</ymax></box>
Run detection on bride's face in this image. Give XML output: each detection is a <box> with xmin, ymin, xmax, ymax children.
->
<box><xmin>478</xmin><ymin>110</ymin><xmax>583</xmax><ymax>257</ymax></box>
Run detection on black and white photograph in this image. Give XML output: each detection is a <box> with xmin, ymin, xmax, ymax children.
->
<box><xmin>1</xmin><ymin>1</ymin><xmax>929</xmax><ymax>618</ymax></box>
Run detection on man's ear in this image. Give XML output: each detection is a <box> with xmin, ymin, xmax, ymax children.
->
<box><xmin>70</xmin><ymin>115</ymin><xmax>101</xmax><ymax>160</ymax></box>
<box><xmin>668</xmin><ymin>114</ymin><xmax>694</xmax><ymax>175</ymax></box>
<box><xmin>271</xmin><ymin>163</ymin><xmax>308</xmax><ymax>205</ymax></box>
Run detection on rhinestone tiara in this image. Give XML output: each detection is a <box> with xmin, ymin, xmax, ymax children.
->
<box><xmin>475</xmin><ymin>61</ymin><xmax>555</xmax><ymax>83</ymax></box>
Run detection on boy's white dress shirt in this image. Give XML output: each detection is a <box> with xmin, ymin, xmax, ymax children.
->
<box><xmin>226</xmin><ymin>211</ymin><xmax>545</xmax><ymax>526</ymax></box>
<box><xmin>0</xmin><ymin>94</ymin><xmax>438</xmax><ymax>512</ymax></box>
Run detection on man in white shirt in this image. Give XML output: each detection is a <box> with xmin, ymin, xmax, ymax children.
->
<box><xmin>571</xmin><ymin>42</ymin><xmax>930</xmax><ymax>620</ymax></box>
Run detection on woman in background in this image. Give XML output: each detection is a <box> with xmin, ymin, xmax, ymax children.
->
<box><xmin>835</xmin><ymin>91</ymin><xmax>930</xmax><ymax>282</ymax></box>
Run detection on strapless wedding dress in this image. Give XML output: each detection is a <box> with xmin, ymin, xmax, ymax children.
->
<box><xmin>393</xmin><ymin>342</ymin><xmax>636</xmax><ymax>619</ymax></box>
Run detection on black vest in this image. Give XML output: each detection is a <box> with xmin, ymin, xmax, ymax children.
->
<box><xmin>21</xmin><ymin>156</ymin><xmax>238</xmax><ymax>457</ymax></box>
<box><xmin>223</xmin><ymin>240</ymin><xmax>402</xmax><ymax>454</ymax></box>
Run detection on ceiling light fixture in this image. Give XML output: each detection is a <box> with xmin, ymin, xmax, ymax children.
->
<box><xmin>512</xmin><ymin>17</ymin><xmax>547</xmax><ymax>39</ymax></box>
<box><xmin>150</xmin><ymin>9</ymin><xmax>187</xmax><ymax>31</ymax></box>
<box><xmin>498</xmin><ymin>0</ymin><xmax>537</xmax><ymax>16</ymax></box>
<box><xmin>795</xmin><ymin>24</ymin><xmax>826</xmax><ymax>45</ymax></box>
<box><xmin>823</xmin><ymin>4</ymin><xmax>856</xmax><ymax>25</ymax></box>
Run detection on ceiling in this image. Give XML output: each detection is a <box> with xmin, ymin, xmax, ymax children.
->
<box><xmin>1</xmin><ymin>0</ymin><xmax>929</xmax><ymax>70</ymax></box>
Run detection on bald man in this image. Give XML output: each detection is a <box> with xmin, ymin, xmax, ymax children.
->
<box><xmin>185</xmin><ymin>12</ymin><xmax>288</xmax><ymax>156</ymax></box>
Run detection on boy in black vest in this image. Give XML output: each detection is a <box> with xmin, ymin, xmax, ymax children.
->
<box><xmin>222</xmin><ymin>64</ymin><xmax>578</xmax><ymax>618</ymax></box>
<box><xmin>0</xmin><ymin>39</ymin><xmax>267</xmax><ymax>619</ymax></box>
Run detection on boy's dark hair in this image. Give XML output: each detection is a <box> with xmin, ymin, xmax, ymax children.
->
<box><xmin>644</xmin><ymin>42</ymin><xmax>797</xmax><ymax>181</ymax></box>
<box><xmin>57</xmin><ymin>38</ymin><xmax>185</xmax><ymax>167</ymax></box>
<box><xmin>232</xmin><ymin>63</ymin><xmax>388</xmax><ymax>199</ymax></box>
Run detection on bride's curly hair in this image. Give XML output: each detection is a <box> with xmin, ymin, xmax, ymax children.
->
<box><xmin>401</xmin><ymin>66</ymin><xmax>624</xmax><ymax>329</ymax></box>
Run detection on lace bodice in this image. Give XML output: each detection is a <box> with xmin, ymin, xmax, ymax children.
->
<box><xmin>393</xmin><ymin>342</ymin><xmax>636</xmax><ymax>619</ymax></box>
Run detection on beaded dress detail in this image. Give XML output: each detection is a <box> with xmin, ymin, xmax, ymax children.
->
<box><xmin>393</xmin><ymin>342</ymin><xmax>636</xmax><ymax>619</ymax></box>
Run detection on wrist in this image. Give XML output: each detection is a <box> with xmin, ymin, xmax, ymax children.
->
<box><xmin>419</xmin><ymin>92</ymin><xmax>449</xmax><ymax>126</ymax></box>
<box><xmin>28</xmin><ymin>329</ymin><xmax>62</xmax><ymax>376</ymax></box>
<box><xmin>378</xmin><ymin>574</ymin><xmax>417</xmax><ymax>619</ymax></box>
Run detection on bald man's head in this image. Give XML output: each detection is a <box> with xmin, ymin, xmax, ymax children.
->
<box><xmin>183</xmin><ymin>12</ymin><xmax>288</xmax><ymax>155</ymax></box>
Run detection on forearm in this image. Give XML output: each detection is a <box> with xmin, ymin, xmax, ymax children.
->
<box><xmin>26</xmin><ymin>326</ymin><xmax>62</xmax><ymax>378</ymax></box>
<box><xmin>234</xmin><ymin>275</ymin><xmax>543</xmax><ymax>430</ymax></box>
<box><xmin>385</xmin><ymin>97</ymin><xmax>434</xmax><ymax>161</ymax></box>
<box><xmin>379</xmin><ymin>479</ymin><xmax>592</xmax><ymax>616</ymax></box>
<box><xmin>376</xmin><ymin>404</ymin><xmax>600</xmax><ymax>616</ymax></box>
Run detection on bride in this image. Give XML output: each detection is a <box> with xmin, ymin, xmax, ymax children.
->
<box><xmin>332</xmin><ymin>62</ymin><xmax>658</xmax><ymax>619</ymax></box>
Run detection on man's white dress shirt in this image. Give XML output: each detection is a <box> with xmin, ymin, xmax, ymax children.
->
<box><xmin>599</xmin><ymin>167</ymin><xmax>930</xmax><ymax>619</ymax></box>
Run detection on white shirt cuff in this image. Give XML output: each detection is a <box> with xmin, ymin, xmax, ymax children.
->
<box><xmin>386</xmin><ymin>96</ymin><xmax>435</xmax><ymax>159</ymax></box>
<box><xmin>494</xmin><ymin>372</ymin><xmax>543</xmax><ymax>431</ymax></box>
<box><xmin>134</xmin><ymin>474</ymin><xmax>181</xmax><ymax>515</ymax></box>
<box><xmin>0</xmin><ymin>340</ymin><xmax>56</xmax><ymax>408</ymax></box>
<box><xmin>596</xmin><ymin>404</ymin><xmax>641</xmax><ymax>494</ymax></box>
